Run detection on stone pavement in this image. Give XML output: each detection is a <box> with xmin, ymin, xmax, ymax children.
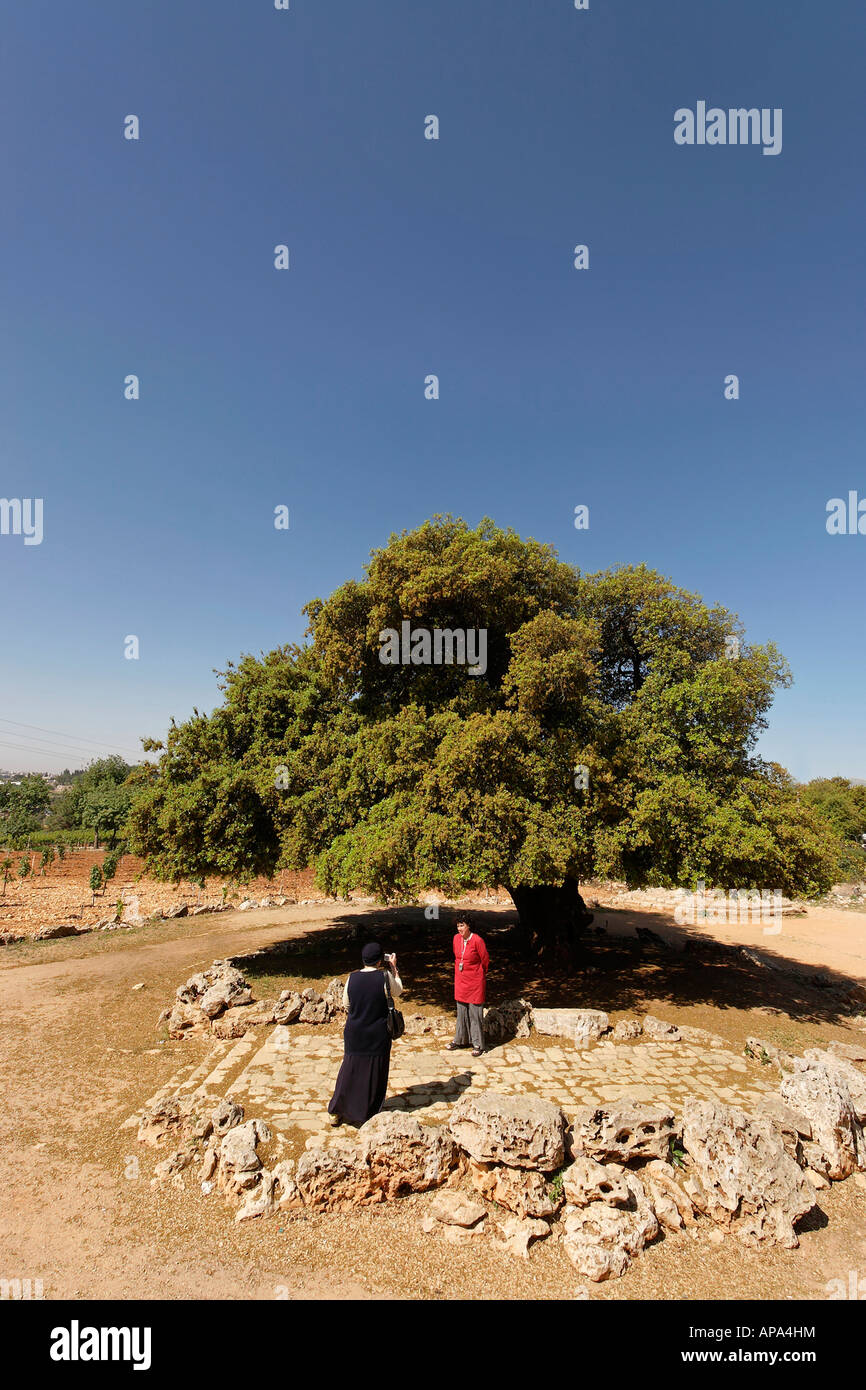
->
<box><xmin>127</xmin><ymin>1024</ymin><xmax>780</xmax><ymax>1160</ymax></box>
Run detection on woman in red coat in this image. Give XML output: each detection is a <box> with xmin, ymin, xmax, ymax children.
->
<box><xmin>445</xmin><ymin>916</ymin><xmax>489</xmax><ymax>1057</ymax></box>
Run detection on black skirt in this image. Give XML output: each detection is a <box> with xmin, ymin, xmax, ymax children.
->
<box><xmin>328</xmin><ymin>1048</ymin><xmax>391</xmax><ymax>1129</ymax></box>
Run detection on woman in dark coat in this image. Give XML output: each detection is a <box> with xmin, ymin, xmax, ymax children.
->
<box><xmin>327</xmin><ymin>941</ymin><xmax>403</xmax><ymax>1128</ymax></box>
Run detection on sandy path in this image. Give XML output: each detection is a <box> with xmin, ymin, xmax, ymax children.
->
<box><xmin>590</xmin><ymin>901</ymin><xmax>866</xmax><ymax>984</ymax></box>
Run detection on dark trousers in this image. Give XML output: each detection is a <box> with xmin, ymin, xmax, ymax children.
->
<box><xmin>454</xmin><ymin>1001</ymin><xmax>485</xmax><ymax>1050</ymax></box>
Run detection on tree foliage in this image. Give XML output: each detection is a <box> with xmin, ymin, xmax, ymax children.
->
<box><xmin>128</xmin><ymin>517</ymin><xmax>840</xmax><ymax>947</ymax></box>
<box><xmin>47</xmin><ymin>757</ymin><xmax>134</xmax><ymax>847</ymax></box>
<box><xmin>796</xmin><ymin>777</ymin><xmax>866</xmax><ymax>879</ymax></box>
<box><xmin>0</xmin><ymin>775</ymin><xmax>52</xmax><ymax>845</ymax></box>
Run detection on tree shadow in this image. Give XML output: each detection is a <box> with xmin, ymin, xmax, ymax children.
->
<box><xmin>232</xmin><ymin>903</ymin><xmax>865</xmax><ymax>1033</ymax></box>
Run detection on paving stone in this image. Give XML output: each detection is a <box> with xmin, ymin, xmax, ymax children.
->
<box><xmin>131</xmin><ymin>1018</ymin><xmax>781</xmax><ymax>1166</ymax></box>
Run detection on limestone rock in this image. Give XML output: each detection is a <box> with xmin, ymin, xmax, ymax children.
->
<box><xmin>780</xmin><ymin>1060</ymin><xmax>865</xmax><ymax>1179</ymax></box>
<box><xmin>358</xmin><ymin>1113</ymin><xmax>459</xmax><ymax>1195</ymax></box>
<box><xmin>175</xmin><ymin>972</ymin><xmax>211</xmax><ymax>1005</ymax></box>
<box><xmin>200</xmin><ymin>967</ymin><xmax>252</xmax><ymax>1019</ymax></box>
<box><xmin>211</xmin><ymin>1008</ymin><xmax>254</xmax><ymax>1040</ymax></box>
<box><xmin>217</xmin><ymin>1120</ymin><xmax>267</xmax><ymax>1195</ymax></box>
<box><xmin>562</xmin><ymin>1171</ymin><xmax>658</xmax><ymax>1281</ymax></box>
<box><xmin>235</xmin><ymin>1170</ymin><xmax>276</xmax><ymax>1222</ymax></box>
<box><xmin>532</xmin><ymin>1008</ymin><xmax>609</xmax><ymax>1045</ymax></box>
<box><xmin>272</xmin><ymin>1160</ymin><xmax>302</xmax><ymax>1211</ymax></box>
<box><xmin>322</xmin><ymin>978</ymin><xmax>347</xmax><ymax>1015</ymax></box>
<box><xmin>449</xmin><ymin>1092</ymin><xmax>566</xmax><ymax>1171</ymax></box>
<box><xmin>753</xmin><ymin>1095</ymin><xmax>812</xmax><ymax>1139</ymax></box>
<box><xmin>295</xmin><ymin>1147</ymin><xmax>380</xmax><ymax>1212</ymax></box>
<box><xmin>152</xmin><ymin>1147</ymin><xmax>195</xmax><ymax>1182</ymax></box>
<box><xmin>492</xmin><ymin>1215</ymin><xmax>550</xmax><ymax>1257</ymax></box>
<box><xmin>211</xmin><ymin>1000</ymin><xmax>274</xmax><ymax>1038</ymax></box>
<box><xmin>427</xmin><ymin>1190</ymin><xmax>487</xmax><ymax>1227</ymax></box>
<box><xmin>569</xmin><ymin>1101</ymin><xmax>677</xmax><ymax>1164</ymax></box>
<box><xmin>469</xmin><ymin>1161</ymin><xmax>560</xmax><ymax>1219</ymax></box>
<box><xmin>642</xmin><ymin>1015</ymin><xmax>681</xmax><ymax>1041</ymax></box>
<box><xmin>803</xmin><ymin>1050</ymin><xmax>866</xmax><ymax>1124</ymax></box>
<box><xmin>804</xmin><ymin>1167</ymin><xmax>830</xmax><ymax>1190</ymax></box>
<box><xmin>165</xmin><ymin>1002</ymin><xmax>209</xmax><ymax>1039</ymax></box>
<box><xmin>274</xmin><ymin>991</ymin><xmax>303</xmax><ymax>1025</ymax></box>
<box><xmin>681</xmin><ymin>1098</ymin><xmax>814</xmax><ymax>1247</ymax></box>
<box><xmin>162</xmin><ymin>903</ymin><xmax>189</xmax><ymax>919</ymax></box>
<box><xmin>563</xmin><ymin>1155</ymin><xmax>631</xmax><ymax>1208</ymax></box>
<box><xmin>642</xmin><ymin>1177</ymin><xmax>684</xmax><ymax>1232</ymax></box>
<box><xmin>403</xmin><ymin>1013</ymin><xmax>453</xmax><ymax>1036</ymax></box>
<box><xmin>642</xmin><ymin>1159</ymin><xmax>696</xmax><ymax>1227</ymax></box>
<box><xmin>482</xmin><ymin>998</ymin><xmax>533</xmax><ymax>1045</ymax></box>
<box><xmin>828</xmin><ymin>1040</ymin><xmax>866</xmax><ymax>1063</ymax></box>
<box><xmin>201</xmin><ymin>1147</ymin><xmax>219</xmax><ymax>1182</ymax></box>
<box><xmin>34</xmin><ymin>923</ymin><xmax>79</xmax><ymax>941</ymax></box>
<box><xmin>752</xmin><ymin>1096</ymin><xmax>809</xmax><ymax>1161</ymax></box>
<box><xmin>299</xmin><ymin>997</ymin><xmax>329</xmax><ymax>1025</ymax></box>
<box><xmin>612</xmin><ymin>1019</ymin><xmax>642</xmax><ymax>1041</ymax></box>
<box><xmin>173</xmin><ymin>961</ymin><xmax>252</xmax><ymax>1022</ymax></box>
<box><xmin>563</xmin><ymin>1233</ymin><xmax>628</xmax><ymax>1282</ymax></box>
<box><xmin>137</xmin><ymin>1095</ymin><xmax>212</xmax><ymax>1147</ymax></box>
<box><xmin>211</xmin><ymin>1098</ymin><xmax>244</xmax><ymax>1137</ymax></box>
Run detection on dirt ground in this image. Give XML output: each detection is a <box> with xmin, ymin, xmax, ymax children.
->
<box><xmin>1</xmin><ymin>898</ymin><xmax>865</xmax><ymax>1302</ymax></box>
<box><xmin>0</xmin><ymin>851</ymin><xmax>327</xmax><ymax>937</ymax></box>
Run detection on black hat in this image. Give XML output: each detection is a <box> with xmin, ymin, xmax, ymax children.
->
<box><xmin>361</xmin><ymin>941</ymin><xmax>383</xmax><ymax>965</ymax></box>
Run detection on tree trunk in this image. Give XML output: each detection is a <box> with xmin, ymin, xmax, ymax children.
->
<box><xmin>506</xmin><ymin>877</ymin><xmax>594</xmax><ymax>964</ymax></box>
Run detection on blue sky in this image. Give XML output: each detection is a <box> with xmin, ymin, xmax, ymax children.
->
<box><xmin>1</xmin><ymin>0</ymin><xmax>864</xmax><ymax>779</ymax></box>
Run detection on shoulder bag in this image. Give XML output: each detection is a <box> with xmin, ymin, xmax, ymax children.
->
<box><xmin>384</xmin><ymin>970</ymin><xmax>405</xmax><ymax>1040</ymax></box>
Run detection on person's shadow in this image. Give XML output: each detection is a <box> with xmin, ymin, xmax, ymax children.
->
<box><xmin>382</xmin><ymin>1070</ymin><xmax>473</xmax><ymax>1113</ymax></box>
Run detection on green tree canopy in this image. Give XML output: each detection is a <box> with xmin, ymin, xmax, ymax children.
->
<box><xmin>46</xmin><ymin>757</ymin><xmax>134</xmax><ymax>846</ymax></box>
<box><xmin>128</xmin><ymin>517</ymin><xmax>839</xmax><ymax>953</ymax></box>
<box><xmin>796</xmin><ymin>777</ymin><xmax>866</xmax><ymax>878</ymax></box>
<box><xmin>0</xmin><ymin>775</ymin><xmax>52</xmax><ymax>845</ymax></box>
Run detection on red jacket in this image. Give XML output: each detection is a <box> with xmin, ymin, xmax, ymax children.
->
<box><xmin>453</xmin><ymin>932</ymin><xmax>489</xmax><ymax>1005</ymax></box>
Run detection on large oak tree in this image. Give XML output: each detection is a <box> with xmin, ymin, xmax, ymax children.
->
<box><xmin>128</xmin><ymin>517</ymin><xmax>838</xmax><ymax>956</ymax></box>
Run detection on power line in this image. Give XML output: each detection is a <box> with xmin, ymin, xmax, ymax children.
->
<box><xmin>0</xmin><ymin>738</ymin><xmax>149</xmax><ymax>768</ymax></box>
<box><xmin>0</xmin><ymin>719</ymin><xmax>141</xmax><ymax>759</ymax></box>
<box><xmin>0</xmin><ymin>732</ymin><xmax>129</xmax><ymax>761</ymax></box>
<box><xmin>0</xmin><ymin>738</ymin><xmax>103</xmax><ymax>764</ymax></box>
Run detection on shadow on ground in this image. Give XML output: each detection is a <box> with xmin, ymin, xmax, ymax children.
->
<box><xmin>383</xmin><ymin>1069</ymin><xmax>474</xmax><ymax>1113</ymax></box>
<box><xmin>232</xmin><ymin>905</ymin><xmax>865</xmax><ymax>1034</ymax></box>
